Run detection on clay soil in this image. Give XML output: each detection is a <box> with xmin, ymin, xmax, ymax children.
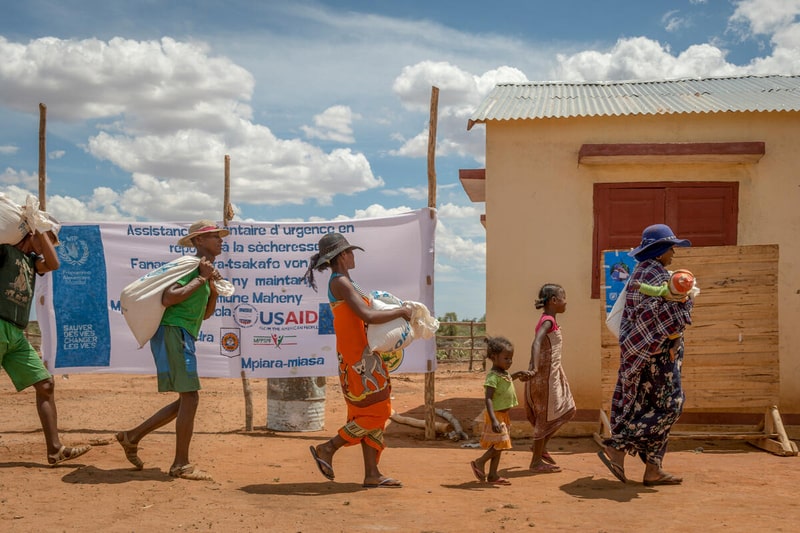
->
<box><xmin>1</xmin><ymin>364</ymin><xmax>799</xmax><ymax>532</ymax></box>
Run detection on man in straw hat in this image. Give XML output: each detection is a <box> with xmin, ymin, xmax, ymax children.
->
<box><xmin>598</xmin><ymin>223</ymin><xmax>694</xmax><ymax>487</ymax></box>
<box><xmin>116</xmin><ymin>220</ymin><xmax>228</xmax><ymax>481</ymax></box>
<box><xmin>0</xmin><ymin>227</ymin><xmax>92</xmax><ymax>466</ymax></box>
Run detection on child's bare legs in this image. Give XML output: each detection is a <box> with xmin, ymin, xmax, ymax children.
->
<box><xmin>473</xmin><ymin>447</ymin><xmax>502</xmax><ymax>481</ymax></box>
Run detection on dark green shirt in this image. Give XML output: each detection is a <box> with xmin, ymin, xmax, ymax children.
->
<box><xmin>0</xmin><ymin>244</ymin><xmax>36</xmax><ymax>329</ymax></box>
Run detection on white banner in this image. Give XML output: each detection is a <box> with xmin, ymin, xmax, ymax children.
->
<box><xmin>37</xmin><ymin>209</ymin><xmax>437</xmax><ymax>378</ymax></box>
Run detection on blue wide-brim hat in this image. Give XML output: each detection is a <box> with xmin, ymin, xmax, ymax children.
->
<box><xmin>628</xmin><ymin>224</ymin><xmax>691</xmax><ymax>260</ymax></box>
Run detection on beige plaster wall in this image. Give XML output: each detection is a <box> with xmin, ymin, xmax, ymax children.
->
<box><xmin>483</xmin><ymin>111</ymin><xmax>800</xmax><ymax>412</ymax></box>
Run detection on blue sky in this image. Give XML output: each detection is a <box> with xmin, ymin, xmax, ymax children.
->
<box><xmin>2</xmin><ymin>0</ymin><xmax>799</xmax><ymax>319</ymax></box>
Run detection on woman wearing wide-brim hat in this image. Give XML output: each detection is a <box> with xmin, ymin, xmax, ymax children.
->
<box><xmin>598</xmin><ymin>224</ymin><xmax>694</xmax><ymax>487</ymax></box>
<box><xmin>303</xmin><ymin>232</ymin><xmax>411</xmax><ymax>488</ymax></box>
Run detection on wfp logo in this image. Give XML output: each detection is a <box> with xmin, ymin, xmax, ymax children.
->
<box><xmin>234</xmin><ymin>304</ymin><xmax>257</xmax><ymax>328</ymax></box>
<box><xmin>57</xmin><ymin>235</ymin><xmax>90</xmax><ymax>266</ymax></box>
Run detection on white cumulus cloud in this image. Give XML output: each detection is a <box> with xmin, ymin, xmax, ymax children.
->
<box><xmin>0</xmin><ymin>36</ymin><xmax>384</xmax><ymax>220</ymax></box>
<box><xmin>301</xmin><ymin>105</ymin><xmax>360</xmax><ymax>143</ymax></box>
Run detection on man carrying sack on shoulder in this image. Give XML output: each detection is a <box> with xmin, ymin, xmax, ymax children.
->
<box><xmin>116</xmin><ymin>220</ymin><xmax>228</xmax><ymax>481</ymax></box>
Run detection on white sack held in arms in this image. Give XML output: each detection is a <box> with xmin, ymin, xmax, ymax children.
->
<box><xmin>366</xmin><ymin>290</ymin><xmax>439</xmax><ymax>354</ymax></box>
<box><xmin>0</xmin><ymin>193</ymin><xmax>60</xmax><ymax>245</ymax></box>
<box><xmin>120</xmin><ymin>255</ymin><xmax>234</xmax><ymax>348</ymax></box>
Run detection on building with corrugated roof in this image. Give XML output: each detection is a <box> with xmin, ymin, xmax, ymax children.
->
<box><xmin>463</xmin><ymin>75</ymin><xmax>800</xmax><ymax>437</ymax></box>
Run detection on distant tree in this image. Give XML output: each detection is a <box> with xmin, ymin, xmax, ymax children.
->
<box><xmin>437</xmin><ymin>312</ymin><xmax>459</xmax><ymax>337</ymax></box>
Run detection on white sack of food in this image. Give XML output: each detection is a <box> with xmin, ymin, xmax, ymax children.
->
<box><xmin>0</xmin><ymin>193</ymin><xmax>62</xmax><ymax>245</ymax></box>
<box><xmin>404</xmin><ymin>300</ymin><xmax>439</xmax><ymax>340</ymax></box>
<box><xmin>0</xmin><ymin>193</ymin><xmax>30</xmax><ymax>245</ymax></box>
<box><xmin>605</xmin><ymin>285</ymin><xmax>627</xmax><ymax>338</ymax></box>
<box><xmin>367</xmin><ymin>297</ymin><xmax>414</xmax><ymax>354</ymax></box>
<box><xmin>120</xmin><ymin>255</ymin><xmax>234</xmax><ymax>348</ymax></box>
<box><xmin>370</xmin><ymin>290</ymin><xmax>404</xmax><ymax>307</ymax></box>
<box><xmin>22</xmin><ymin>195</ymin><xmax>61</xmax><ymax>238</ymax></box>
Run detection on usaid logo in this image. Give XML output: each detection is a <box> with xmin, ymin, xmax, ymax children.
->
<box><xmin>233</xmin><ymin>303</ymin><xmax>257</xmax><ymax>328</ymax></box>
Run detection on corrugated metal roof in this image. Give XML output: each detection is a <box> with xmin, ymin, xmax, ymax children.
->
<box><xmin>467</xmin><ymin>75</ymin><xmax>800</xmax><ymax>129</ymax></box>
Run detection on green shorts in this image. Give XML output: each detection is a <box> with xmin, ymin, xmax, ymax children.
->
<box><xmin>150</xmin><ymin>325</ymin><xmax>201</xmax><ymax>393</ymax></box>
<box><xmin>0</xmin><ymin>320</ymin><xmax>52</xmax><ymax>391</ymax></box>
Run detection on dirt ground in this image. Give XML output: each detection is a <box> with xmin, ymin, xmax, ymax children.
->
<box><xmin>1</xmin><ymin>365</ymin><xmax>799</xmax><ymax>533</ymax></box>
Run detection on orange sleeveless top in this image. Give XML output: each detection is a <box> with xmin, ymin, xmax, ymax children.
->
<box><xmin>329</xmin><ymin>273</ymin><xmax>391</xmax><ymax>407</ymax></box>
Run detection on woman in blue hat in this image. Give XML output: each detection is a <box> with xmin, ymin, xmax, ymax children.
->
<box><xmin>597</xmin><ymin>224</ymin><xmax>693</xmax><ymax>487</ymax></box>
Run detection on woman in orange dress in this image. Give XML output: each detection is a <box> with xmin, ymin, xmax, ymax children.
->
<box><xmin>303</xmin><ymin>233</ymin><xmax>411</xmax><ymax>488</ymax></box>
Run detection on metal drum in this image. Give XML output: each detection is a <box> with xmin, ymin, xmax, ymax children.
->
<box><xmin>266</xmin><ymin>376</ymin><xmax>326</xmax><ymax>431</ymax></box>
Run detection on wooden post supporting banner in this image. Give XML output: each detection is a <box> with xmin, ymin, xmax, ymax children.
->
<box><xmin>38</xmin><ymin>103</ymin><xmax>47</xmax><ymax>210</ymax></box>
<box><xmin>424</xmin><ymin>86</ymin><xmax>439</xmax><ymax>440</ymax></box>
<box><xmin>223</xmin><ymin>155</ymin><xmax>254</xmax><ymax>432</ymax></box>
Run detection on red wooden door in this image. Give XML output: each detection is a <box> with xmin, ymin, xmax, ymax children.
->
<box><xmin>592</xmin><ymin>182</ymin><xmax>738</xmax><ymax>297</ymax></box>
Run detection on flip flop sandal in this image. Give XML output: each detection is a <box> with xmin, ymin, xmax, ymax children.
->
<box><xmin>470</xmin><ymin>460</ymin><xmax>486</xmax><ymax>482</ymax></box>
<box><xmin>116</xmin><ymin>431</ymin><xmax>144</xmax><ymax>470</ymax></box>
<box><xmin>597</xmin><ymin>449</ymin><xmax>627</xmax><ymax>483</ymax></box>
<box><xmin>363</xmin><ymin>477</ymin><xmax>403</xmax><ymax>488</ymax></box>
<box><xmin>643</xmin><ymin>474</ymin><xmax>683</xmax><ymax>486</ymax></box>
<box><xmin>48</xmin><ymin>444</ymin><xmax>92</xmax><ymax>467</ymax></box>
<box><xmin>309</xmin><ymin>445</ymin><xmax>335</xmax><ymax>480</ymax></box>
<box><xmin>541</xmin><ymin>451</ymin><xmax>557</xmax><ymax>465</ymax></box>
<box><xmin>169</xmin><ymin>464</ymin><xmax>213</xmax><ymax>481</ymax></box>
<box><xmin>487</xmin><ymin>477</ymin><xmax>512</xmax><ymax>485</ymax></box>
<box><xmin>530</xmin><ymin>463</ymin><xmax>562</xmax><ymax>473</ymax></box>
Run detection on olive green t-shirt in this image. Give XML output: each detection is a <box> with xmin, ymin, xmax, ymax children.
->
<box><xmin>485</xmin><ymin>369</ymin><xmax>519</xmax><ymax>411</ymax></box>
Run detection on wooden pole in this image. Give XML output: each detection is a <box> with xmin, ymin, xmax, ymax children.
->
<box><xmin>223</xmin><ymin>155</ymin><xmax>254</xmax><ymax>432</ymax></box>
<box><xmin>38</xmin><ymin>103</ymin><xmax>47</xmax><ymax>210</ymax></box>
<box><xmin>424</xmin><ymin>86</ymin><xmax>439</xmax><ymax>440</ymax></box>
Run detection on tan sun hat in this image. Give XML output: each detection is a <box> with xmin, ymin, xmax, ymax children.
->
<box><xmin>177</xmin><ymin>220</ymin><xmax>230</xmax><ymax>247</ymax></box>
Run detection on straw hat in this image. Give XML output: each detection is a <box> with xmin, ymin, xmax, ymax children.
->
<box><xmin>177</xmin><ymin>220</ymin><xmax>230</xmax><ymax>247</ymax></box>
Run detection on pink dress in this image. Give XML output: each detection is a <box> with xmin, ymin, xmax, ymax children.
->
<box><xmin>524</xmin><ymin>314</ymin><xmax>576</xmax><ymax>439</ymax></box>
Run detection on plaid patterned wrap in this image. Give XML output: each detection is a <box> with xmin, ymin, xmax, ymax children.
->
<box><xmin>608</xmin><ymin>258</ymin><xmax>693</xmax><ymax>465</ymax></box>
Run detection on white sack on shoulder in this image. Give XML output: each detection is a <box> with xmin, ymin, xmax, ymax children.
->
<box><xmin>0</xmin><ymin>193</ymin><xmax>31</xmax><ymax>245</ymax></box>
<box><xmin>0</xmin><ymin>193</ymin><xmax>61</xmax><ymax>245</ymax></box>
<box><xmin>120</xmin><ymin>255</ymin><xmax>234</xmax><ymax>348</ymax></box>
<box><xmin>23</xmin><ymin>195</ymin><xmax>61</xmax><ymax>236</ymax></box>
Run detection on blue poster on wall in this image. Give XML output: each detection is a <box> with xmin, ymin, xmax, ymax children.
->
<box><xmin>52</xmin><ymin>225</ymin><xmax>112</xmax><ymax>368</ymax></box>
<box><xmin>602</xmin><ymin>250</ymin><xmax>637</xmax><ymax>314</ymax></box>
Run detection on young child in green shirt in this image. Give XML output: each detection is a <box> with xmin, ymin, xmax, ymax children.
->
<box><xmin>470</xmin><ymin>336</ymin><xmax>530</xmax><ymax>485</ymax></box>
